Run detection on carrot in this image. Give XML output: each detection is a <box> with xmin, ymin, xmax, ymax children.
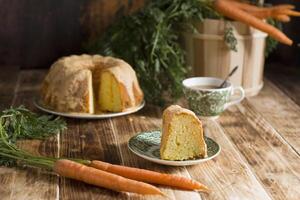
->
<box><xmin>244</xmin><ymin>9</ymin><xmax>293</xmax><ymax>20</ymax></box>
<box><xmin>214</xmin><ymin>0</ymin><xmax>293</xmax><ymax>45</ymax></box>
<box><xmin>54</xmin><ymin>159</ymin><xmax>164</xmax><ymax>195</ymax></box>
<box><xmin>277</xmin><ymin>9</ymin><xmax>300</xmax><ymax>17</ymax></box>
<box><xmin>245</xmin><ymin>10</ymin><xmax>272</xmax><ymax>19</ymax></box>
<box><xmin>244</xmin><ymin>8</ymin><xmax>299</xmax><ymax>20</ymax></box>
<box><xmin>225</xmin><ymin>1</ymin><xmax>297</xmax><ymax>18</ymax></box>
<box><xmin>270</xmin><ymin>4</ymin><xmax>295</xmax><ymax>10</ymax></box>
<box><xmin>90</xmin><ymin>160</ymin><xmax>210</xmax><ymax>193</ymax></box>
<box><xmin>274</xmin><ymin>14</ymin><xmax>291</xmax><ymax>22</ymax></box>
<box><xmin>225</xmin><ymin>1</ymin><xmax>295</xmax><ymax>12</ymax></box>
<box><xmin>225</xmin><ymin>1</ymin><xmax>267</xmax><ymax>12</ymax></box>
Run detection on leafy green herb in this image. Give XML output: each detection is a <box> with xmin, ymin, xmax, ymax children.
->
<box><xmin>265</xmin><ymin>18</ymin><xmax>281</xmax><ymax>57</ymax></box>
<box><xmin>86</xmin><ymin>0</ymin><xmax>218</xmax><ymax>105</ymax></box>
<box><xmin>1</xmin><ymin>106</ymin><xmax>66</xmax><ymax>143</ymax></box>
<box><xmin>0</xmin><ymin>106</ymin><xmax>66</xmax><ymax>166</ymax></box>
<box><xmin>224</xmin><ymin>26</ymin><xmax>238</xmax><ymax>52</ymax></box>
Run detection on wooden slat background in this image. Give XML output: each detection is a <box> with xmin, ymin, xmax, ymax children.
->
<box><xmin>0</xmin><ymin>0</ymin><xmax>145</xmax><ymax>69</ymax></box>
<box><xmin>0</xmin><ymin>0</ymin><xmax>299</xmax><ymax>69</ymax></box>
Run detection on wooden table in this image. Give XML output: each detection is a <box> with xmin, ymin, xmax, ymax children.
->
<box><xmin>0</xmin><ymin>66</ymin><xmax>299</xmax><ymax>200</ymax></box>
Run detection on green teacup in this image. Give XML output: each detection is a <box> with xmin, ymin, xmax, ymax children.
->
<box><xmin>183</xmin><ymin>77</ymin><xmax>245</xmax><ymax>119</ymax></box>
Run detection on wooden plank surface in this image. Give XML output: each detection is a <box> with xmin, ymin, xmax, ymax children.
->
<box><xmin>1</xmin><ymin>69</ymin><xmax>300</xmax><ymax>200</ymax></box>
<box><xmin>11</xmin><ymin>70</ymin><xmax>59</xmax><ymax>200</ymax></box>
<box><xmin>219</xmin><ymin>99</ymin><xmax>300</xmax><ymax>200</ymax></box>
<box><xmin>189</xmin><ymin>119</ymin><xmax>271</xmax><ymax>200</ymax></box>
<box><xmin>246</xmin><ymin>79</ymin><xmax>300</xmax><ymax>154</ymax></box>
<box><xmin>0</xmin><ymin>66</ymin><xmax>20</xmax><ymax>199</ymax></box>
<box><xmin>59</xmin><ymin>118</ymin><xmax>127</xmax><ymax>200</ymax></box>
<box><xmin>0</xmin><ymin>69</ymin><xmax>59</xmax><ymax>200</ymax></box>
<box><xmin>265</xmin><ymin>64</ymin><xmax>300</xmax><ymax>106</ymax></box>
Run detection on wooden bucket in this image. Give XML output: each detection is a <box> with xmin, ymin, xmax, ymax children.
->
<box><xmin>181</xmin><ymin>19</ymin><xmax>267</xmax><ymax>96</ymax></box>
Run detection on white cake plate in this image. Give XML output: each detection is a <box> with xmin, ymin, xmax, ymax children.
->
<box><xmin>34</xmin><ymin>98</ymin><xmax>145</xmax><ymax>119</ymax></box>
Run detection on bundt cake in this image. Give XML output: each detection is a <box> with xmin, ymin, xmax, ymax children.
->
<box><xmin>160</xmin><ymin>105</ymin><xmax>207</xmax><ymax>160</ymax></box>
<box><xmin>41</xmin><ymin>54</ymin><xmax>144</xmax><ymax>114</ymax></box>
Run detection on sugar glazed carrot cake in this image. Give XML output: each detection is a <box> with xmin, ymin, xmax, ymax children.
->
<box><xmin>41</xmin><ymin>54</ymin><xmax>143</xmax><ymax>114</ymax></box>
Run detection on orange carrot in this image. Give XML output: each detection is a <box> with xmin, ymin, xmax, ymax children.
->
<box><xmin>214</xmin><ymin>0</ymin><xmax>293</xmax><ymax>45</ymax></box>
<box><xmin>270</xmin><ymin>4</ymin><xmax>295</xmax><ymax>10</ymax></box>
<box><xmin>225</xmin><ymin>1</ymin><xmax>268</xmax><ymax>12</ymax></box>
<box><xmin>274</xmin><ymin>14</ymin><xmax>291</xmax><ymax>22</ymax></box>
<box><xmin>244</xmin><ymin>9</ymin><xmax>293</xmax><ymax>20</ymax></box>
<box><xmin>90</xmin><ymin>160</ymin><xmax>210</xmax><ymax>193</ymax></box>
<box><xmin>224</xmin><ymin>1</ymin><xmax>295</xmax><ymax>12</ymax></box>
<box><xmin>245</xmin><ymin>10</ymin><xmax>272</xmax><ymax>19</ymax></box>
<box><xmin>277</xmin><ymin>9</ymin><xmax>300</xmax><ymax>17</ymax></box>
<box><xmin>243</xmin><ymin>8</ymin><xmax>299</xmax><ymax>20</ymax></box>
<box><xmin>54</xmin><ymin>159</ymin><xmax>164</xmax><ymax>195</ymax></box>
<box><xmin>225</xmin><ymin>1</ymin><xmax>296</xmax><ymax>18</ymax></box>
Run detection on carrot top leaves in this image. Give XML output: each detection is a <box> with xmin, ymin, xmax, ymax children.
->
<box><xmin>224</xmin><ymin>26</ymin><xmax>238</xmax><ymax>52</ymax></box>
<box><xmin>1</xmin><ymin>105</ymin><xmax>66</xmax><ymax>143</ymax></box>
<box><xmin>85</xmin><ymin>0</ymin><xmax>219</xmax><ymax>105</ymax></box>
<box><xmin>265</xmin><ymin>18</ymin><xmax>281</xmax><ymax>57</ymax></box>
<box><xmin>0</xmin><ymin>106</ymin><xmax>66</xmax><ymax>166</ymax></box>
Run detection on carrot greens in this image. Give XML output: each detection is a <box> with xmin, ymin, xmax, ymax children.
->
<box><xmin>0</xmin><ymin>106</ymin><xmax>66</xmax><ymax>167</ymax></box>
<box><xmin>86</xmin><ymin>0</ymin><xmax>219</xmax><ymax>105</ymax></box>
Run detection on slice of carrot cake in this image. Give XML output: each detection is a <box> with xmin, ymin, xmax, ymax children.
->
<box><xmin>160</xmin><ymin>105</ymin><xmax>207</xmax><ymax>160</ymax></box>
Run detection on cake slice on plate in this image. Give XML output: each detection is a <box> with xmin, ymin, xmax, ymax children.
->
<box><xmin>160</xmin><ymin>105</ymin><xmax>207</xmax><ymax>160</ymax></box>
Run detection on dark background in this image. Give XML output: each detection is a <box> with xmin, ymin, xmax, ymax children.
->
<box><xmin>0</xmin><ymin>0</ymin><xmax>298</xmax><ymax>69</ymax></box>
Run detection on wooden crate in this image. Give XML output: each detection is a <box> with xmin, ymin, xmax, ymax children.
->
<box><xmin>182</xmin><ymin>19</ymin><xmax>267</xmax><ymax>96</ymax></box>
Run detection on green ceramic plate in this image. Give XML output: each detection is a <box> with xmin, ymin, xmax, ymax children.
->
<box><xmin>128</xmin><ymin>130</ymin><xmax>221</xmax><ymax>166</ymax></box>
